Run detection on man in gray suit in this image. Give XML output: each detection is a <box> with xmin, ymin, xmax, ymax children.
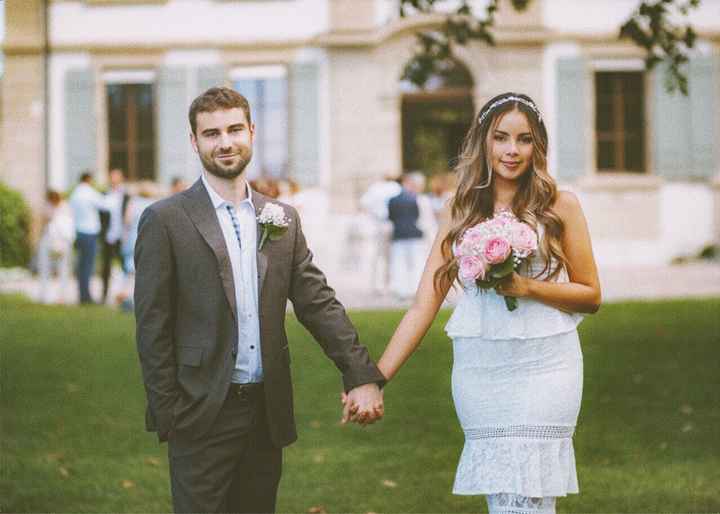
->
<box><xmin>135</xmin><ymin>87</ymin><xmax>385</xmax><ymax>514</ymax></box>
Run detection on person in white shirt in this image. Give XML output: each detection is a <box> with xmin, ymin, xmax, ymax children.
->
<box><xmin>99</xmin><ymin>168</ymin><xmax>130</xmax><ymax>304</ymax></box>
<box><xmin>68</xmin><ymin>172</ymin><xmax>110</xmax><ymax>304</ymax></box>
<box><xmin>359</xmin><ymin>176</ymin><xmax>401</xmax><ymax>294</ymax></box>
<box><xmin>37</xmin><ymin>191</ymin><xmax>74</xmax><ymax>304</ymax></box>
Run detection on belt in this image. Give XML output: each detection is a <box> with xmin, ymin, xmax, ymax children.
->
<box><xmin>228</xmin><ymin>382</ymin><xmax>263</xmax><ymax>399</ymax></box>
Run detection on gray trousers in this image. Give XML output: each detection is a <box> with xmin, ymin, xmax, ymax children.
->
<box><xmin>168</xmin><ymin>386</ymin><xmax>282</xmax><ymax>513</ymax></box>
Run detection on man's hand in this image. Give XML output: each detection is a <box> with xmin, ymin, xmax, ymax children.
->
<box><xmin>341</xmin><ymin>383</ymin><xmax>384</xmax><ymax>426</ymax></box>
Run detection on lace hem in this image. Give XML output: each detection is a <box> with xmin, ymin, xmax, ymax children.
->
<box><xmin>466</xmin><ymin>425</ymin><xmax>575</xmax><ymax>440</ymax></box>
<box><xmin>453</xmin><ymin>431</ymin><xmax>579</xmax><ymax>497</ymax></box>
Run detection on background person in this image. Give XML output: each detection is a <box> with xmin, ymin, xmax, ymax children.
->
<box><xmin>36</xmin><ymin>191</ymin><xmax>74</xmax><ymax>304</ymax></box>
<box><xmin>387</xmin><ymin>173</ymin><xmax>425</xmax><ymax>299</ymax></box>
<box><xmin>359</xmin><ymin>175</ymin><xmax>401</xmax><ymax>294</ymax></box>
<box><xmin>117</xmin><ymin>181</ymin><xmax>158</xmax><ymax>311</ymax></box>
<box><xmin>68</xmin><ymin>172</ymin><xmax>110</xmax><ymax>304</ymax></box>
<box><xmin>99</xmin><ymin>168</ymin><xmax>130</xmax><ymax>304</ymax></box>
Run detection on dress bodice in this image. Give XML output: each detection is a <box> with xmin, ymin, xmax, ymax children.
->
<box><xmin>445</xmin><ymin>224</ymin><xmax>583</xmax><ymax>340</ymax></box>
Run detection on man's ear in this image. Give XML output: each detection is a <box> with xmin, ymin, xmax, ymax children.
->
<box><xmin>190</xmin><ymin>132</ymin><xmax>199</xmax><ymax>154</ymax></box>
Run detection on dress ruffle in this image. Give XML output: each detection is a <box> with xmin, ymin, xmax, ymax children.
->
<box><xmin>453</xmin><ymin>435</ymin><xmax>579</xmax><ymax>497</ymax></box>
<box><xmin>445</xmin><ymin>288</ymin><xmax>583</xmax><ymax>340</ymax></box>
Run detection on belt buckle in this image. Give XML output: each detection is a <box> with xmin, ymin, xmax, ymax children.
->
<box><xmin>233</xmin><ymin>383</ymin><xmax>256</xmax><ymax>399</ymax></box>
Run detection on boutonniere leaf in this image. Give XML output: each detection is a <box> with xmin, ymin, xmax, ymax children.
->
<box><xmin>257</xmin><ymin>203</ymin><xmax>291</xmax><ymax>250</ymax></box>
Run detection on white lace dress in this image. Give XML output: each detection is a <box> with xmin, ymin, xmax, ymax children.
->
<box><xmin>446</xmin><ymin>250</ymin><xmax>584</xmax><ymax>498</ymax></box>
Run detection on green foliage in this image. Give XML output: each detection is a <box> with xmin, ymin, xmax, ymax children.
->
<box><xmin>2</xmin><ymin>296</ymin><xmax>719</xmax><ymax>511</ymax></box>
<box><xmin>0</xmin><ymin>182</ymin><xmax>32</xmax><ymax>268</ymax></box>
<box><xmin>400</xmin><ymin>0</ymin><xmax>700</xmax><ymax>95</ymax></box>
<box><xmin>620</xmin><ymin>0</ymin><xmax>700</xmax><ymax>95</ymax></box>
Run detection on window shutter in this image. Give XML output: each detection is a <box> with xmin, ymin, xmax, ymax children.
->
<box><xmin>555</xmin><ymin>57</ymin><xmax>588</xmax><ymax>182</ymax></box>
<box><xmin>65</xmin><ymin>69</ymin><xmax>97</xmax><ymax>186</ymax></box>
<box><xmin>197</xmin><ymin>65</ymin><xmax>227</xmax><ymax>93</ymax></box>
<box><xmin>289</xmin><ymin>62</ymin><xmax>320</xmax><ymax>187</ymax></box>
<box><xmin>688</xmin><ymin>56</ymin><xmax>718</xmax><ymax>179</ymax></box>
<box><xmin>652</xmin><ymin>63</ymin><xmax>692</xmax><ymax>180</ymax></box>
<box><xmin>157</xmin><ymin>67</ymin><xmax>190</xmax><ymax>186</ymax></box>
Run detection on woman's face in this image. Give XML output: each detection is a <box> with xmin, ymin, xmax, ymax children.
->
<box><xmin>488</xmin><ymin>108</ymin><xmax>534</xmax><ymax>183</ymax></box>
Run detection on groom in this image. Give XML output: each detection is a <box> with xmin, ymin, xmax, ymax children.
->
<box><xmin>135</xmin><ymin>87</ymin><xmax>385</xmax><ymax>513</ymax></box>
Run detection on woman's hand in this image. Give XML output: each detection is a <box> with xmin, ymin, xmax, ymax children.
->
<box><xmin>495</xmin><ymin>272</ymin><xmax>531</xmax><ymax>298</ymax></box>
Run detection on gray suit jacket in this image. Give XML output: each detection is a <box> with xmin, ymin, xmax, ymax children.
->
<box><xmin>135</xmin><ymin>179</ymin><xmax>384</xmax><ymax>447</ymax></box>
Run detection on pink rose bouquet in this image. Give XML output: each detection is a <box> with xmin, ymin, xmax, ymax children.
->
<box><xmin>455</xmin><ymin>210</ymin><xmax>538</xmax><ymax>311</ymax></box>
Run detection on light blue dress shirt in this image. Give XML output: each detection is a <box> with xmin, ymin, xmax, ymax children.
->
<box><xmin>202</xmin><ymin>173</ymin><xmax>263</xmax><ymax>384</ymax></box>
<box><xmin>68</xmin><ymin>182</ymin><xmax>110</xmax><ymax>235</ymax></box>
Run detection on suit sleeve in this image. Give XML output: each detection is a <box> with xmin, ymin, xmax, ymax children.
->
<box><xmin>134</xmin><ymin>207</ymin><xmax>178</xmax><ymax>441</ymax></box>
<box><xmin>287</xmin><ymin>211</ymin><xmax>385</xmax><ymax>392</ymax></box>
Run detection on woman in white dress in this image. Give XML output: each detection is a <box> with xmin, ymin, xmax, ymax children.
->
<box><xmin>356</xmin><ymin>93</ymin><xmax>601</xmax><ymax>513</ymax></box>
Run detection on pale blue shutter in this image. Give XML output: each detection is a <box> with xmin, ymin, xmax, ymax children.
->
<box><xmin>157</xmin><ymin>67</ymin><xmax>190</xmax><ymax>186</ymax></box>
<box><xmin>688</xmin><ymin>56</ymin><xmax>718</xmax><ymax>179</ymax></box>
<box><xmin>289</xmin><ymin>62</ymin><xmax>320</xmax><ymax>186</ymax></box>
<box><xmin>653</xmin><ymin>63</ymin><xmax>692</xmax><ymax>180</ymax></box>
<box><xmin>197</xmin><ymin>65</ymin><xmax>227</xmax><ymax>94</ymax></box>
<box><xmin>65</xmin><ymin>69</ymin><xmax>97</xmax><ymax>186</ymax></box>
<box><xmin>555</xmin><ymin>57</ymin><xmax>588</xmax><ymax>182</ymax></box>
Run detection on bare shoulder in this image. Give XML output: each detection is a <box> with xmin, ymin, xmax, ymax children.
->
<box><xmin>553</xmin><ymin>190</ymin><xmax>584</xmax><ymax>222</ymax></box>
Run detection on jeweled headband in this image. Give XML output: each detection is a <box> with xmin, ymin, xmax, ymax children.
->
<box><xmin>477</xmin><ymin>96</ymin><xmax>543</xmax><ymax>126</ymax></box>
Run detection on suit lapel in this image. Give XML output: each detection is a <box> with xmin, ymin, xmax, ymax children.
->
<box><xmin>181</xmin><ymin>179</ymin><xmax>237</xmax><ymax>320</ymax></box>
<box><xmin>252</xmin><ymin>190</ymin><xmax>269</xmax><ymax>303</ymax></box>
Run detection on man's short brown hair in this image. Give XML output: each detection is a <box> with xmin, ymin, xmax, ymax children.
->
<box><xmin>188</xmin><ymin>87</ymin><xmax>252</xmax><ymax>135</ymax></box>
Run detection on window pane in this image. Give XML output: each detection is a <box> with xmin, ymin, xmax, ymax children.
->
<box><xmin>597</xmin><ymin>141</ymin><xmax>615</xmax><ymax>170</ymax></box>
<box><xmin>594</xmin><ymin>70</ymin><xmax>645</xmax><ymax>173</ymax></box>
<box><xmin>135</xmin><ymin>84</ymin><xmax>155</xmax><ymax>144</ymax></box>
<box><xmin>625</xmin><ymin>136</ymin><xmax>644</xmax><ymax>172</ymax></box>
<box><xmin>107</xmin><ymin>85</ymin><xmax>127</xmax><ymax>143</ymax></box>
<box><xmin>106</xmin><ymin>82</ymin><xmax>156</xmax><ymax>180</ymax></box>
<box><xmin>137</xmin><ymin>147</ymin><xmax>155</xmax><ymax>181</ymax></box>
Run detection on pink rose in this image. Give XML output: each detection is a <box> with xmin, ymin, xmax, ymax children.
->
<box><xmin>509</xmin><ymin>222</ymin><xmax>538</xmax><ymax>258</ymax></box>
<box><xmin>458</xmin><ymin>255</ymin><xmax>486</xmax><ymax>281</ymax></box>
<box><xmin>482</xmin><ymin>236</ymin><xmax>512</xmax><ymax>265</ymax></box>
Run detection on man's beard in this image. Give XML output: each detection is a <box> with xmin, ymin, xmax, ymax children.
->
<box><xmin>200</xmin><ymin>146</ymin><xmax>253</xmax><ymax>180</ymax></box>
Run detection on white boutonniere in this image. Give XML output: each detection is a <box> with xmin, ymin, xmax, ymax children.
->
<box><xmin>257</xmin><ymin>203</ymin><xmax>291</xmax><ymax>250</ymax></box>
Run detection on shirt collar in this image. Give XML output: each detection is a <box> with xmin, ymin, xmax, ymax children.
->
<box><xmin>201</xmin><ymin>172</ymin><xmax>255</xmax><ymax>211</ymax></box>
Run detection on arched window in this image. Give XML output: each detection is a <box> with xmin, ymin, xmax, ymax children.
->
<box><xmin>400</xmin><ymin>58</ymin><xmax>475</xmax><ymax>176</ymax></box>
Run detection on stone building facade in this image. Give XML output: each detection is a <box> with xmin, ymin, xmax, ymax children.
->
<box><xmin>1</xmin><ymin>0</ymin><xmax>719</xmax><ymax>269</ymax></box>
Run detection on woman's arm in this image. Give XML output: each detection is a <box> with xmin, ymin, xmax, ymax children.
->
<box><xmin>498</xmin><ymin>191</ymin><xmax>602</xmax><ymax>314</ymax></box>
<box><xmin>376</xmin><ymin>221</ymin><xmax>453</xmax><ymax>383</ymax></box>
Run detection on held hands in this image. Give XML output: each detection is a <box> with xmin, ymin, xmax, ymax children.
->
<box><xmin>340</xmin><ymin>383</ymin><xmax>384</xmax><ymax>426</ymax></box>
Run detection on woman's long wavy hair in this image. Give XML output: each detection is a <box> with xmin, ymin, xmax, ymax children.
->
<box><xmin>433</xmin><ymin>92</ymin><xmax>569</xmax><ymax>294</ymax></box>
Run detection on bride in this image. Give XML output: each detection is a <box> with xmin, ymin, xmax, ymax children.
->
<box><xmin>349</xmin><ymin>92</ymin><xmax>601</xmax><ymax>514</ymax></box>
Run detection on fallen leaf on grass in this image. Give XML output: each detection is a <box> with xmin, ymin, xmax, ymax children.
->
<box><xmin>58</xmin><ymin>466</ymin><xmax>70</xmax><ymax>478</ymax></box>
<box><xmin>66</xmin><ymin>383</ymin><xmax>80</xmax><ymax>393</ymax></box>
<box><xmin>121</xmin><ymin>480</ymin><xmax>135</xmax><ymax>489</ymax></box>
<box><xmin>312</xmin><ymin>454</ymin><xmax>325</xmax><ymax>464</ymax></box>
<box><xmin>309</xmin><ymin>420</ymin><xmax>322</xmax><ymax>429</ymax></box>
<box><xmin>308</xmin><ymin>506</ymin><xmax>327</xmax><ymax>514</ymax></box>
<box><xmin>681</xmin><ymin>422</ymin><xmax>694</xmax><ymax>433</ymax></box>
<box><xmin>144</xmin><ymin>457</ymin><xmax>161</xmax><ymax>467</ymax></box>
<box><xmin>659</xmin><ymin>442</ymin><xmax>668</xmax><ymax>450</ymax></box>
<box><xmin>382</xmin><ymin>479</ymin><xmax>397</xmax><ymax>488</ymax></box>
<box><xmin>45</xmin><ymin>452</ymin><xmax>65</xmax><ymax>463</ymax></box>
<box><xmin>680</xmin><ymin>404</ymin><xmax>693</xmax><ymax>415</ymax></box>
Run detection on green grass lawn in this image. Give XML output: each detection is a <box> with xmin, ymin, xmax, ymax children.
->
<box><xmin>1</xmin><ymin>294</ymin><xmax>719</xmax><ymax>512</ymax></box>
